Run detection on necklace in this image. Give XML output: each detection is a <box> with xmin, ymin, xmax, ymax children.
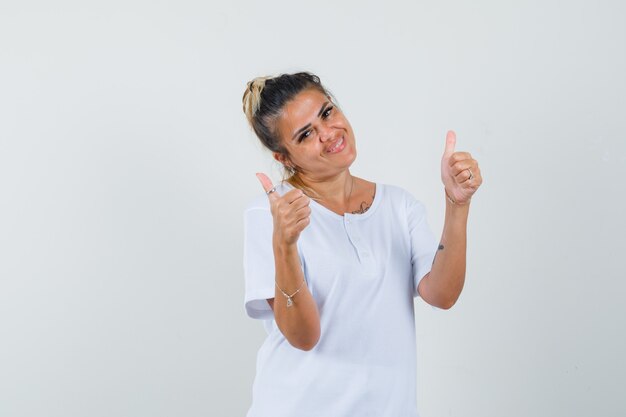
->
<box><xmin>306</xmin><ymin>175</ymin><xmax>355</xmax><ymax>212</ymax></box>
<box><xmin>346</xmin><ymin>175</ymin><xmax>355</xmax><ymax>211</ymax></box>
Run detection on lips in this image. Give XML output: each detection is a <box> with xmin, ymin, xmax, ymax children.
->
<box><xmin>326</xmin><ymin>137</ymin><xmax>345</xmax><ymax>153</ymax></box>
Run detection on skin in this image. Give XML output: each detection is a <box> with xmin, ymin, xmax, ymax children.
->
<box><xmin>273</xmin><ymin>88</ymin><xmax>366</xmax><ymax>211</ymax></box>
<box><xmin>256</xmin><ymin>88</ymin><xmax>484</xmax><ymax>320</ymax></box>
<box><xmin>255</xmin><ymin>174</ymin><xmax>319</xmax><ymax>350</ymax></box>
<box><xmin>417</xmin><ymin>130</ymin><xmax>484</xmax><ymax>309</ymax></box>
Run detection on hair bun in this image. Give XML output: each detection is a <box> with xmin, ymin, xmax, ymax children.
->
<box><xmin>242</xmin><ymin>75</ymin><xmax>273</xmax><ymax>122</ymax></box>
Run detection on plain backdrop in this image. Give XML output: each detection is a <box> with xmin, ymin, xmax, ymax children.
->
<box><xmin>1</xmin><ymin>1</ymin><xmax>624</xmax><ymax>416</ymax></box>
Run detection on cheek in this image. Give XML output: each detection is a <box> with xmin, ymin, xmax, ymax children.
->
<box><xmin>293</xmin><ymin>147</ymin><xmax>316</xmax><ymax>162</ymax></box>
<box><xmin>337</xmin><ymin>116</ymin><xmax>351</xmax><ymax>131</ymax></box>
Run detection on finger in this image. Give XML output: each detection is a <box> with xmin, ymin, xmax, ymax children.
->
<box><xmin>443</xmin><ymin>130</ymin><xmax>456</xmax><ymax>159</ymax></box>
<box><xmin>256</xmin><ymin>172</ymin><xmax>280</xmax><ymax>201</ymax></box>
<box><xmin>279</xmin><ymin>188</ymin><xmax>306</xmax><ymax>205</ymax></box>
<box><xmin>295</xmin><ymin>215</ymin><xmax>311</xmax><ymax>230</ymax></box>
<box><xmin>292</xmin><ymin>204</ymin><xmax>312</xmax><ymax>221</ymax></box>
<box><xmin>448</xmin><ymin>152</ymin><xmax>472</xmax><ymax>167</ymax></box>
<box><xmin>274</xmin><ymin>190</ymin><xmax>306</xmax><ymax>221</ymax></box>
<box><xmin>282</xmin><ymin>195</ymin><xmax>311</xmax><ymax>223</ymax></box>
<box><xmin>450</xmin><ymin>160</ymin><xmax>475</xmax><ymax>176</ymax></box>
<box><xmin>289</xmin><ymin>193</ymin><xmax>311</xmax><ymax>210</ymax></box>
<box><xmin>468</xmin><ymin>167</ymin><xmax>482</xmax><ymax>187</ymax></box>
<box><xmin>455</xmin><ymin>168</ymin><xmax>473</xmax><ymax>183</ymax></box>
<box><xmin>456</xmin><ymin>164</ymin><xmax>481</xmax><ymax>184</ymax></box>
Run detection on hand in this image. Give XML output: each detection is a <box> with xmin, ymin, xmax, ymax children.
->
<box><xmin>441</xmin><ymin>130</ymin><xmax>482</xmax><ymax>205</ymax></box>
<box><xmin>256</xmin><ymin>173</ymin><xmax>312</xmax><ymax>246</ymax></box>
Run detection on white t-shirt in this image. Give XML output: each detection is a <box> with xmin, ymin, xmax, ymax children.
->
<box><xmin>242</xmin><ymin>181</ymin><xmax>439</xmax><ymax>417</ymax></box>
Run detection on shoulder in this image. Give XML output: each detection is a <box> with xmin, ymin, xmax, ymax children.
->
<box><xmin>379</xmin><ymin>183</ymin><xmax>429</xmax><ymax>219</ymax></box>
<box><xmin>380</xmin><ymin>183</ymin><xmax>408</xmax><ymax>198</ymax></box>
<box><xmin>379</xmin><ymin>183</ymin><xmax>421</xmax><ymax>205</ymax></box>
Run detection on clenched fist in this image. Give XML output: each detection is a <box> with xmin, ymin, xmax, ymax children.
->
<box><xmin>256</xmin><ymin>173</ymin><xmax>312</xmax><ymax>247</ymax></box>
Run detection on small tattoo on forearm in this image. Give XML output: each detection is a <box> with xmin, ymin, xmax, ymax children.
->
<box><xmin>432</xmin><ymin>244</ymin><xmax>444</xmax><ymax>265</ymax></box>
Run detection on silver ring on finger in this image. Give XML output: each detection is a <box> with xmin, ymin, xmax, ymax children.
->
<box><xmin>467</xmin><ymin>168</ymin><xmax>474</xmax><ymax>181</ymax></box>
<box><xmin>266</xmin><ymin>186</ymin><xmax>277</xmax><ymax>195</ymax></box>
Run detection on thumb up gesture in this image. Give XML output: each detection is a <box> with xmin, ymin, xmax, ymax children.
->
<box><xmin>256</xmin><ymin>173</ymin><xmax>312</xmax><ymax>247</ymax></box>
<box><xmin>441</xmin><ymin>130</ymin><xmax>482</xmax><ymax>205</ymax></box>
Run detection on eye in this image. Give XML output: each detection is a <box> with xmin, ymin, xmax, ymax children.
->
<box><xmin>298</xmin><ymin>130</ymin><xmax>311</xmax><ymax>142</ymax></box>
<box><xmin>297</xmin><ymin>106</ymin><xmax>335</xmax><ymax>143</ymax></box>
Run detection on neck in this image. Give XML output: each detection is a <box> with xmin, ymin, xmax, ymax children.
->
<box><xmin>297</xmin><ymin>170</ymin><xmax>354</xmax><ymax>206</ymax></box>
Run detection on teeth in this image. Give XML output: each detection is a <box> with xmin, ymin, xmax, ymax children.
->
<box><xmin>328</xmin><ymin>137</ymin><xmax>344</xmax><ymax>152</ymax></box>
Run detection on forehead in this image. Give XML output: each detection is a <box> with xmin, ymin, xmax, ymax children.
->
<box><xmin>276</xmin><ymin>89</ymin><xmax>328</xmax><ymax>140</ymax></box>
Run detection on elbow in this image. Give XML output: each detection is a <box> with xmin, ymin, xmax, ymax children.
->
<box><xmin>419</xmin><ymin>273</ymin><xmax>464</xmax><ymax>310</ymax></box>
<box><xmin>438</xmin><ymin>299</ymin><xmax>456</xmax><ymax>310</ymax></box>
<box><xmin>292</xmin><ymin>327</ymin><xmax>321</xmax><ymax>351</ymax></box>
<box><xmin>297</xmin><ymin>331</ymin><xmax>321</xmax><ymax>351</ymax></box>
<box><xmin>297</xmin><ymin>338</ymin><xmax>319</xmax><ymax>351</ymax></box>
<box><xmin>276</xmin><ymin>305</ymin><xmax>321</xmax><ymax>351</ymax></box>
<box><xmin>438</xmin><ymin>295</ymin><xmax>460</xmax><ymax>310</ymax></box>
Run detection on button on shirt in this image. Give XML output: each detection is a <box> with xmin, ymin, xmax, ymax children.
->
<box><xmin>243</xmin><ymin>182</ymin><xmax>439</xmax><ymax>417</ymax></box>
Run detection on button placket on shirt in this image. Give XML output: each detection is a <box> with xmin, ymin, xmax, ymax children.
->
<box><xmin>344</xmin><ymin>214</ymin><xmax>375</xmax><ymax>270</ymax></box>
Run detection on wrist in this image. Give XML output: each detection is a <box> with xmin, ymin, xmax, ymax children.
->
<box><xmin>444</xmin><ymin>188</ymin><xmax>471</xmax><ymax>206</ymax></box>
<box><xmin>273</xmin><ymin>238</ymin><xmax>298</xmax><ymax>255</ymax></box>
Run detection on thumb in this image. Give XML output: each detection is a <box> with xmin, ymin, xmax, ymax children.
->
<box><xmin>443</xmin><ymin>130</ymin><xmax>456</xmax><ymax>158</ymax></box>
<box><xmin>256</xmin><ymin>172</ymin><xmax>280</xmax><ymax>201</ymax></box>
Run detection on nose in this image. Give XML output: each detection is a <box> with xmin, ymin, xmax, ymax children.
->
<box><xmin>318</xmin><ymin>125</ymin><xmax>335</xmax><ymax>143</ymax></box>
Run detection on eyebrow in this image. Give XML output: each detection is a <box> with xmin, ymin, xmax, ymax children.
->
<box><xmin>291</xmin><ymin>101</ymin><xmax>330</xmax><ymax>141</ymax></box>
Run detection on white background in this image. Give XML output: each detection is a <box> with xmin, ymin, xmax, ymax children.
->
<box><xmin>1</xmin><ymin>1</ymin><xmax>624</xmax><ymax>416</ymax></box>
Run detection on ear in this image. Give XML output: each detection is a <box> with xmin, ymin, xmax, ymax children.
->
<box><xmin>273</xmin><ymin>152</ymin><xmax>288</xmax><ymax>166</ymax></box>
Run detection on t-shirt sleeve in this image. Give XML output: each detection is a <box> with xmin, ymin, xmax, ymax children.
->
<box><xmin>406</xmin><ymin>195</ymin><xmax>439</xmax><ymax>299</ymax></box>
<box><xmin>243</xmin><ymin>206</ymin><xmax>276</xmax><ymax>320</ymax></box>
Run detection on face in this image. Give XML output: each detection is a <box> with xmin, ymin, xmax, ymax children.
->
<box><xmin>273</xmin><ymin>88</ymin><xmax>357</xmax><ymax>181</ymax></box>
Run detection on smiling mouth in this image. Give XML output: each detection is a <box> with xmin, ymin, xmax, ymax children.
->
<box><xmin>326</xmin><ymin>137</ymin><xmax>345</xmax><ymax>153</ymax></box>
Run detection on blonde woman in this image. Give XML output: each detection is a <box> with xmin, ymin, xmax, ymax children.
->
<box><xmin>241</xmin><ymin>71</ymin><xmax>482</xmax><ymax>416</ymax></box>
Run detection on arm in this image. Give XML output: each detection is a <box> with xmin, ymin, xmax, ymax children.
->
<box><xmin>255</xmin><ymin>173</ymin><xmax>321</xmax><ymax>351</ymax></box>
<box><xmin>419</xmin><ymin>130</ymin><xmax>482</xmax><ymax>309</ymax></box>
<box><xmin>417</xmin><ymin>194</ymin><xmax>469</xmax><ymax>309</ymax></box>
<box><xmin>268</xmin><ymin>242</ymin><xmax>320</xmax><ymax>351</ymax></box>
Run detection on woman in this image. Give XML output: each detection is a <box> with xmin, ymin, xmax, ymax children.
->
<box><xmin>241</xmin><ymin>72</ymin><xmax>482</xmax><ymax>417</ymax></box>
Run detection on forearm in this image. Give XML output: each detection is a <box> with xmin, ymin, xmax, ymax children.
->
<box><xmin>426</xmin><ymin>193</ymin><xmax>470</xmax><ymax>308</ymax></box>
<box><xmin>272</xmin><ymin>241</ymin><xmax>321</xmax><ymax>350</ymax></box>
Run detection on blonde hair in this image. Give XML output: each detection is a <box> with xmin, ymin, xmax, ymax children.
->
<box><xmin>242</xmin><ymin>72</ymin><xmax>336</xmax><ymax>201</ymax></box>
<box><xmin>242</xmin><ymin>76</ymin><xmax>273</xmax><ymax>123</ymax></box>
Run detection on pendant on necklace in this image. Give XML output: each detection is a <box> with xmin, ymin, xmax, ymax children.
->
<box><xmin>286</xmin><ymin>297</ymin><xmax>293</xmax><ymax>307</ymax></box>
